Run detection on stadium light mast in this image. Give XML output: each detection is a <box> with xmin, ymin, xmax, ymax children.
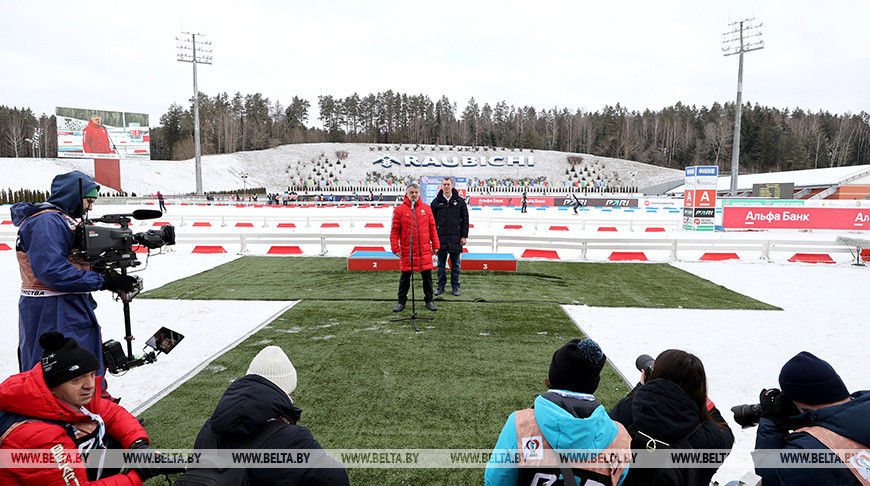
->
<box><xmin>722</xmin><ymin>18</ymin><xmax>763</xmax><ymax>197</ymax></box>
<box><xmin>176</xmin><ymin>32</ymin><xmax>213</xmax><ymax>195</ymax></box>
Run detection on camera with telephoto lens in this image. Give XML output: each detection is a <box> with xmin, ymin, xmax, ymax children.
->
<box><xmin>635</xmin><ymin>354</ymin><xmax>655</xmax><ymax>378</ymax></box>
<box><xmin>731</xmin><ymin>403</ymin><xmax>763</xmax><ymax>427</ymax></box>
<box><xmin>74</xmin><ymin>209</ymin><xmax>175</xmax><ymax>272</ymax></box>
<box><xmin>731</xmin><ymin>388</ymin><xmax>801</xmax><ymax>428</ymax></box>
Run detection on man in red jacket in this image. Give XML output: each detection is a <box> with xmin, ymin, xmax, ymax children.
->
<box><xmin>0</xmin><ymin>332</ymin><xmax>160</xmax><ymax>485</ymax></box>
<box><xmin>82</xmin><ymin>115</ymin><xmax>113</xmax><ymax>154</ymax></box>
<box><xmin>390</xmin><ymin>183</ymin><xmax>440</xmax><ymax>312</ymax></box>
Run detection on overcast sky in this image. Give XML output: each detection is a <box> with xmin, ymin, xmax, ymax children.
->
<box><xmin>2</xmin><ymin>0</ymin><xmax>867</xmax><ymax>127</ymax></box>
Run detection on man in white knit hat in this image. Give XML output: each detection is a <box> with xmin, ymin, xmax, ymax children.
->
<box><xmin>189</xmin><ymin>346</ymin><xmax>349</xmax><ymax>485</ymax></box>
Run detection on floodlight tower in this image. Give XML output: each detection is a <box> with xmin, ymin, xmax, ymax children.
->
<box><xmin>176</xmin><ymin>32</ymin><xmax>213</xmax><ymax>195</ymax></box>
<box><xmin>722</xmin><ymin>18</ymin><xmax>764</xmax><ymax>197</ymax></box>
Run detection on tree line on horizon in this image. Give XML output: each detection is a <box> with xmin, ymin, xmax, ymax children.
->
<box><xmin>2</xmin><ymin>92</ymin><xmax>868</xmax><ymax>175</ymax></box>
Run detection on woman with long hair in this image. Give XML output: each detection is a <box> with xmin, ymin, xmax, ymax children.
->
<box><xmin>609</xmin><ymin>349</ymin><xmax>734</xmax><ymax>485</ymax></box>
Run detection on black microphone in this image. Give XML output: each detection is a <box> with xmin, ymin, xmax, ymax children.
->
<box><xmin>411</xmin><ymin>199</ymin><xmax>415</xmax><ymax>210</ymax></box>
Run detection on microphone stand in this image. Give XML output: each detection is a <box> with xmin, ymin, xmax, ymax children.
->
<box><xmin>390</xmin><ymin>198</ymin><xmax>433</xmax><ymax>332</ymax></box>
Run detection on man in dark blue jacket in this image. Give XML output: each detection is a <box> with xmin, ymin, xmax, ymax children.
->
<box><xmin>194</xmin><ymin>346</ymin><xmax>350</xmax><ymax>485</ymax></box>
<box><xmin>12</xmin><ymin>171</ymin><xmax>136</xmax><ymax>398</ymax></box>
<box><xmin>430</xmin><ymin>177</ymin><xmax>469</xmax><ymax>296</ymax></box>
<box><xmin>754</xmin><ymin>351</ymin><xmax>870</xmax><ymax>485</ymax></box>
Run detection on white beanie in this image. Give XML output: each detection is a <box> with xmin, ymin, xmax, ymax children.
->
<box><xmin>247</xmin><ymin>346</ymin><xmax>297</xmax><ymax>397</ymax></box>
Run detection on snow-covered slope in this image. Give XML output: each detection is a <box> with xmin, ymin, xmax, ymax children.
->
<box><xmin>0</xmin><ymin>143</ymin><xmax>683</xmax><ymax>195</ymax></box>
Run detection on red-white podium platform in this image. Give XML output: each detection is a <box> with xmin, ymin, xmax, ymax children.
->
<box><xmin>347</xmin><ymin>252</ymin><xmax>517</xmax><ymax>271</ymax></box>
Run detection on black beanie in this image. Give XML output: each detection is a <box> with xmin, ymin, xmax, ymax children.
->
<box><xmin>40</xmin><ymin>332</ymin><xmax>100</xmax><ymax>389</ymax></box>
<box><xmin>548</xmin><ymin>338</ymin><xmax>606</xmax><ymax>394</ymax></box>
<box><xmin>779</xmin><ymin>351</ymin><xmax>849</xmax><ymax>405</ymax></box>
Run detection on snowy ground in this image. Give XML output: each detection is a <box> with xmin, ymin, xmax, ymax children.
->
<box><xmin>1</xmin><ymin>203</ymin><xmax>867</xmax><ymax>483</ymax></box>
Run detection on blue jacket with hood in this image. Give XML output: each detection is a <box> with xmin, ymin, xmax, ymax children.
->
<box><xmin>485</xmin><ymin>390</ymin><xmax>628</xmax><ymax>485</ymax></box>
<box><xmin>11</xmin><ymin>171</ymin><xmax>106</xmax><ymax>375</ymax></box>
<box><xmin>755</xmin><ymin>390</ymin><xmax>870</xmax><ymax>486</ymax></box>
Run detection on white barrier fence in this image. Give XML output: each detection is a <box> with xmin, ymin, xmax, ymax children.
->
<box><xmin>1</xmin><ymin>205</ymin><xmax>864</xmax><ymax>263</ymax></box>
<box><xmin>151</xmin><ymin>231</ymin><xmax>862</xmax><ymax>262</ymax></box>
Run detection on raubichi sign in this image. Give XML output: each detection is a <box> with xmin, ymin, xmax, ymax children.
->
<box><xmin>373</xmin><ymin>154</ymin><xmax>534</xmax><ymax>168</ymax></box>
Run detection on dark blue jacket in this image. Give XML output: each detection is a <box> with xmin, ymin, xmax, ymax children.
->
<box><xmin>195</xmin><ymin>374</ymin><xmax>350</xmax><ymax>486</ymax></box>
<box><xmin>430</xmin><ymin>189</ymin><xmax>469</xmax><ymax>254</ymax></box>
<box><xmin>12</xmin><ymin>171</ymin><xmax>106</xmax><ymax>374</ymax></box>
<box><xmin>755</xmin><ymin>391</ymin><xmax>870</xmax><ymax>486</ymax></box>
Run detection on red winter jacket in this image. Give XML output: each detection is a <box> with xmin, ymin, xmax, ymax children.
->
<box><xmin>390</xmin><ymin>196</ymin><xmax>440</xmax><ymax>271</ymax></box>
<box><xmin>0</xmin><ymin>365</ymin><xmax>148</xmax><ymax>485</ymax></box>
<box><xmin>82</xmin><ymin>120</ymin><xmax>113</xmax><ymax>154</ymax></box>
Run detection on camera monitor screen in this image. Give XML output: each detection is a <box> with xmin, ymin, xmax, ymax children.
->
<box><xmin>145</xmin><ymin>327</ymin><xmax>184</xmax><ymax>354</ymax></box>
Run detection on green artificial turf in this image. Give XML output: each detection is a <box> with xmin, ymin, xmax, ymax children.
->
<box><xmin>142</xmin><ymin>301</ymin><xmax>629</xmax><ymax>485</ymax></box>
<box><xmin>142</xmin><ymin>257</ymin><xmax>778</xmax><ymax>310</ymax></box>
<box><xmin>140</xmin><ymin>257</ymin><xmax>777</xmax><ymax>485</ymax></box>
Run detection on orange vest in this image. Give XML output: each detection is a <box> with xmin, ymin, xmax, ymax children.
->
<box><xmin>17</xmin><ymin>209</ymin><xmax>91</xmax><ymax>293</ymax></box>
<box><xmin>796</xmin><ymin>426</ymin><xmax>870</xmax><ymax>486</ymax></box>
<box><xmin>514</xmin><ymin>407</ymin><xmax>631</xmax><ymax>486</ymax></box>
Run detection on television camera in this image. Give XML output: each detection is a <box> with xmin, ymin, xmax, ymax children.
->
<box><xmin>74</xmin><ymin>207</ymin><xmax>183</xmax><ymax>373</ymax></box>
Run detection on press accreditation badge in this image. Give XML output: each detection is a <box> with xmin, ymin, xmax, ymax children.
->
<box><xmin>848</xmin><ymin>449</ymin><xmax>870</xmax><ymax>483</ymax></box>
<box><xmin>522</xmin><ymin>436</ymin><xmax>544</xmax><ymax>460</ymax></box>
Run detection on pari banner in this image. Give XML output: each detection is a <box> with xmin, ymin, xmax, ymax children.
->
<box><xmin>56</xmin><ymin>106</ymin><xmax>150</xmax><ymax>159</ymax></box>
<box><xmin>723</xmin><ymin>206</ymin><xmax>870</xmax><ymax>230</ymax></box>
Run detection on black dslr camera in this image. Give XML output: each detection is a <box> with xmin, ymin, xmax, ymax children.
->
<box><xmin>635</xmin><ymin>354</ymin><xmax>655</xmax><ymax>378</ymax></box>
<box><xmin>731</xmin><ymin>388</ymin><xmax>801</xmax><ymax>427</ymax></box>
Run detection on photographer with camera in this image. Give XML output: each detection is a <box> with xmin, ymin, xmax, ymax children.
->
<box><xmin>609</xmin><ymin>350</ymin><xmax>734</xmax><ymax>485</ymax></box>
<box><xmin>177</xmin><ymin>346</ymin><xmax>349</xmax><ymax>485</ymax></box>
<box><xmin>485</xmin><ymin>339</ymin><xmax>631</xmax><ymax>486</ymax></box>
<box><xmin>0</xmin><ymin>332</ymin><xmax>163</xmax><ymax>485</ymax></box>
<box><xmin>744</xmin><ymin>351</ymin><xmax>870</xmax><ymax>486</ymax></box>
<box><xmin>11</xmin><ymin>171</ymin><xmax>136</xmax><ymax>401</ymax></box>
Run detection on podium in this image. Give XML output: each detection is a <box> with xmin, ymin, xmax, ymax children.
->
<box><xmin>348</xmin><ymin>251</ymin><xmax>516</xmax><ymax>272</ymax></box>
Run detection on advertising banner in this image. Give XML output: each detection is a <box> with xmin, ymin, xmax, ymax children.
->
<box><xmin>469</xmin><ymin>196</ymin><xmax>553</xmax><ymax>206</ymax></box>
<box><xmin>553</xmin><ymin>196</ymin><xmax>638</xmax><ymax>208</ymax></box>
<box><xmin>56</xmin><ymin>106</ymin><xmax>150</xmax><ymax>159</ymax></box>
<box><xmin>466</xmin><ymin>196</ymin><xmax>639</xmax><ymax>207</ymax></box>
<box><xmin>723</xmin><ymin>207</ymin><xmax>870</xmax><ymax>230</ymax></box>
<box><xmin>684</xmin><ymin>166</ymin><xmax>718</xmax><ymax>231</ymax></box>
<box><xmin>421</xmin><ymin>176</ymin><xmax>467</xmax><ymax>205</ymax></box>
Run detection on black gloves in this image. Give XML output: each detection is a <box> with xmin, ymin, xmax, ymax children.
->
<box><xmin>127</xmin><ymin>439</ymin><xmax>161</xmax><ymax>481</ymax></box>
<box><xmin>759</xmin><ymin>388</ymin><xmax>801</xmax><ymax>424</ymax></box>
<box><xmin>102</xmin><ymin>272</ymin><xmax>136</xmax><ymax>293</ymax></box>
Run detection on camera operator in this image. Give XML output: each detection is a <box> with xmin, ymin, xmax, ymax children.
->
<box><xmin>609</xmin><ymin>350</ymin><xmax>734</xmax><ymax>485</ymax></box>
<box><xmin>752</xmin><ymin>351</ymin><xmax>870</xmax><ymax>486</ymax></box>
<box><xmin>0</xmin><ymin>332</ymin><xmax>161</xmax><ymax>485</ymax></box>
<box><xmin>11</xmin><ymin>171</ymin><xmax>136</xmax><ymax>400</ymax></box>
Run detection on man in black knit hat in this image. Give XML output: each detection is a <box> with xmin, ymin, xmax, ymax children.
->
<box><xmin>754</xmin><ymin>351</ymin><xmax>870</xmax><ymax>486</ymax></box>
<box><xmin>0</xmin><ymin>332</ymin><xmax>161</xmax><ymax>485</ymax></box>
<box><xmin>485</xmin><ymin>338</ymin><xmax>631</xmax><ymax>486</ymax></box>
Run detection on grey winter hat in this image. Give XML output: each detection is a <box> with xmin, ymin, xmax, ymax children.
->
<box><xmin>247</xmin><ymin>346</ymin><xmax>297</xmax><ymax>397</ymax></box>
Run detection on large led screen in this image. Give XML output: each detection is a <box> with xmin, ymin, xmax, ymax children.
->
<box><xmin>56</xmin><ymin>107</ymin><xmax>150</xmax><ymax>159</ymax></box>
